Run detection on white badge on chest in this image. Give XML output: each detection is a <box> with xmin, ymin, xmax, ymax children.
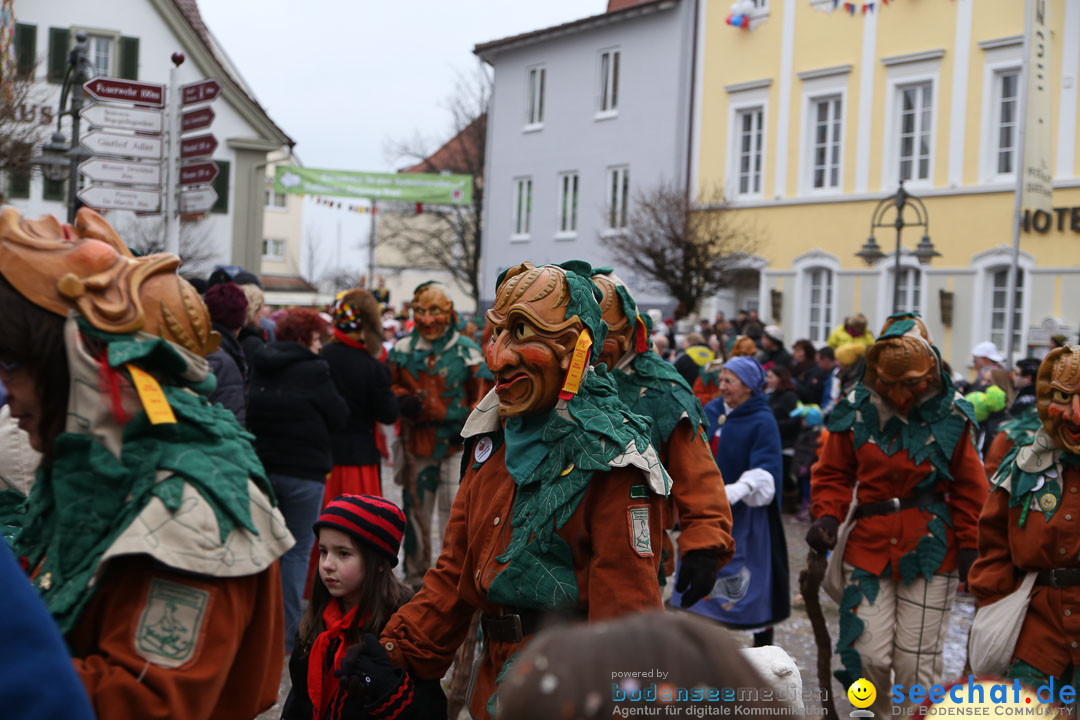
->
<box><xmin>475</xmin><ymin>436</ymin><xmax>494</xmax><ymax>463</ymax></box>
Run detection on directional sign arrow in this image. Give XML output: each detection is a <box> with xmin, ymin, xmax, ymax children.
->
<box><xmin>179</xmin><ymin>186</ymin><xmax>218</xmax><ymax>214</ymax></box>
<box><xmin>180</xmin><ymin>134</ymin><xmax>218</xmax><ymax>160</ymax></box>
<box><xmin>83</xmin><ymin>76</ymin><xmax>165</xmax><ymax>108</ymax></box>
<box><xmin>182</xmin><ymin>78</ymin><xmax>221</xmax><ymax>106</ymax></box>
<box><xmin>78</xmin><ymin>185</ymin><xmax>161</xmax><ymax>213</ymax></box>
<box><xmin>79</xmin><ymin>157</ymin><xmax>162</xmax><ymax>186</ymax></box>
<box><xmin>81</xmin><ymin>130</ymin><xmax>163</xmax><ymax>159</ymax></box>
<box><xmin>180</xmin><ymin>161</ymin><xmax>219</xmax><ymax>186</ymax></box>
<box><xmin>181</xmin><ymin>106</ymin><xmax>215</xmax><ymax>133</ymax></box>
<box><xmin>80</xmin><ymin>104</ymin><xmax>163</xmax><ymax>134</ymax></box>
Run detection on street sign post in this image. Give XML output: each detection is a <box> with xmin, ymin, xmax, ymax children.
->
<box><xmin>78</xmin><ymin>185</ymin><xmax>162</xmax><ymax>212</ymax></box>
<box><xmin>179</xmin><ymin>186</ymin><xmax>217</xmax><ymax>214</ymax></box>
<box><xmin>181</xmin><ymin>78</ymin><xmax>221</xmax><ymax>105</ymax></box>
<box><xmin>179</xmin><ymin>161</ymin><xmax>219</xmax><ymax>186</ymax></box>
<box><xmin>80</xmin><ymin>104</ymin><xmax>163</xmax><ymax>134</ymax></box>
<box><xmin>79</xmin><ymin>157</ymin><xmax>162</xmax><ymax>186</ymax></box>
<box><xmin>83</xmin><ymin>76</ymin><xmax>165</xmax><ymax>108</ymax></box>
<box><xmin>180</xmin><ymin>134</ymin><xmax>218</xmax><ymax>159</ymax></box>
<box><xmin>181</xmin><ymin>106</ymin><xmax>215</xmax><ymax>132</ymax></box>
<box><xmin>81</xmin><ymin>130</ymin><xmax>163</xmax><ymax>159</ymax></box>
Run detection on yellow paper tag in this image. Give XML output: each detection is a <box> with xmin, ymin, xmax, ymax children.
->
<box><xmin>559</xmin><ymin>330</ymin><xmax>593</xmax><ymax>398</ymax></box>
<box><xmin>127</xmin><ymin>364</ymin><xmax>177</xmax><ymax>425</ymax></box>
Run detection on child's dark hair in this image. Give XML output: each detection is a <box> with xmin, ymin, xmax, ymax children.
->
<box><xmin>296</xmin><ymin>533</ymin><xmax>413</xmax><ymax>654</ymax></box>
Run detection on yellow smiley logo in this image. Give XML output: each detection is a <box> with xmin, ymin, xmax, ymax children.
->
<box><xmin>848</xmin><ymin>678</ymin><xmax>877</xmax><ymax>709</ymax></box>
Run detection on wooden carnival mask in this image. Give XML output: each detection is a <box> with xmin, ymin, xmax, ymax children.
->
<box><xmin>592</xmin><ymin>274</ymin><xmax>634</xmax><ymax>369</ymax></box>
<box><xmin>864</xmin><ymin>335</ymin><xmax>938</xmax><ymax>414</ymax></box>
<box><xmin>730</xmin><ymin>336</ymin><xmax>758</xmax><ymax>357</ymax></box>
<box><xmin>485</xmin><ymin>263</ymin><xmax>584</xmax><ymax>418</ymax></box>
<box><xmin>0</xmin><ymin>206</ymin><xmax>218</xmax><ymax>355</ymax></box>
<box><xmin>412</xmin><ymin>282</ymin><xmax>455</xmax><ymax>341</ymax></box>
<box><xmin>1037</xmin><ymin>346</ymin><xmax>1080</xmax><ymax>454</ymax></box>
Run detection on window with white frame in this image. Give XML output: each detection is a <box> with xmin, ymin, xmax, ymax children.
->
<box><xmin>262</xmin><ymin>238</ymin><xmax>285</xmax><ymax>260</ymax></box>
<box><xmin>897</xmin><ymin>82</ymin><xmax>933</xmax><ymax>182</ymax></box>
<box><xmin>735</xmin><ymin>107</ymin><xmax>764</xmax><ymax>196</ymax></box>
<box><xmin>526</xmin><ymin>66</ymin><xmax>546</xmax><ymax>127</ymax></box>
<box><xmin>88</xmin><ymin>34</ymin><xmax>113</xmax><ymax>77</ymax></box>
<box><xmin>893</xmin><ymin>266</ymin><xmax>922</xmax><ymax>313</ymax></box>
<box><xmin>990</xmin><ymin>267</ymin><xmax>1025</xmax><ymax>353</ymax></box>
<box><xmin>598</xmin><ymin>49</ymin><xmax>620</xmax><ymax>114</ymax></box>
<box><xmin>513</xmin><ymin>177</ymin><xmax>533</xmax><ymax>237</ymax></box>
<box><xmin>810</xmin><ymin>96</ymin><xmax>842</xmax><ymax>190</ymax></box>
<box><xmin>265</xmin><ymin>184</ymin><xmax>287</xmax><ymax>209</ymax></box>
<box><xmin>557</xmin><ymin>172</ymin><xmax>579</xmax><ymax>235</ymax></box>
<box><xmin>993</xmin><ymin>69</ymin><xmax>1020</xmax><ymax>176</ymax></box>
<box><xmin>807</xmin><ymin>267</ymin><xmax>834</xmax><ymax>345</ymax></box>
<box><xmin>606</xmin><ymin>166</ymin><xmax>630</xmax><ymax>231</ymax></box>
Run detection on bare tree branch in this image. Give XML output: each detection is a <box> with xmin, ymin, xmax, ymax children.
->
<box><xmin>0</xmin><ymin>63</ymin><xmax>54</xmax><ymax>186</ymax></box>
<box><xmin>381</xmin><ymin>63</ymin><xmax>490</xmax><ymax>309</ymax></box>
<box><xmin>600</xmin><ymin>181</ymin><xmax>761</xmax><ymax>317</ymax></box>
<box><xmin>111</xmin><ymin>214</ymin><xmax>218</xmax><ymax>272</ymax></box>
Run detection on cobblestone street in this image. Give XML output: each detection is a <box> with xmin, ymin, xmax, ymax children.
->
<box><xmin>259</xmin><ymin>475</ymin><xmax>976</xmax><ymax>720</ymax></box>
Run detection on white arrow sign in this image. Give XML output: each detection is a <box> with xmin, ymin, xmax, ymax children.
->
<box><xmin>80</xmin><ymin>104</ymin><xmax>163</xmax><ymax>134</ymax></box>
<box><xmin>179</xmin><ymin>186</ymin><xmax>218</xmax><ymax>214</ymax></box>
<box><xmin>81</xmin><ymin>131</ymin><xmax>162</xmax><ymax>160</ymax></box>
<box><xmin>78</xmin><ymin>185</ymin><xmax>161</xmax><ymax>213</ymax></box>
<box><xmin>79</xmin><ymin>158</ymin><xmax>161</xmax><ymax>186</ymax></box>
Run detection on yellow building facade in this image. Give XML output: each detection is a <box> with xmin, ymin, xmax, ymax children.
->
<box><xmin>694</xmin><ymin>0</ymin><xmax>1080</xmax><ymax>369</ymax></box>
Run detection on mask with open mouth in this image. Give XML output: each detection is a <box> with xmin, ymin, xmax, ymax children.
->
<box><xmin>1038</xmin><ymin>346</ymin><xmax>1080</xmax><ymax>454</ymax></box>
<box><xmin>412</xmin><ymin>282</ymin><xmax>454</xmax><ymax>341</ymax></box>
<box><xmin>485</xmin><ymin>263</ymin><xmax>584</xmax><ymax>418</ymax></box>
<box><xmin>591</xmin><ymin>274</ymin><xmax>634</xmax><ymax>369</ymax></box>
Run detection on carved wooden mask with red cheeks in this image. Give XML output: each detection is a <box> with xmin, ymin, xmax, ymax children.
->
<box><xmin>865</xmin><ymin>337</ymin><xmax>938</xmax><ymax>414</ymax></box>
<box><xmin>1038</xmin><ymin>346</ymin><xmax>1080</xmax><ymax>453</ymax></box>
<box><xmin>592</xmin><ymin>275</ymin><xmax>632</xmax><ymax>369</ymax></box>
<box><xmin>412</xmin><ymin>284</ymin><xmax>454</xmax><ymax>341</ymax></box>
<box><xmin>485</xmin><ymin>263</ymin><xmax>581</xmax><ymax>417</ymax></box>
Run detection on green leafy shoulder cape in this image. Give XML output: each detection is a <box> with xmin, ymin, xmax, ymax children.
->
<box><xmin>0</xmin><ymin>318</ymin><xmax>291</xmax><ymax>634</ymax></box>
<box><xmin>992</xmin><ymin>418</ymin><xmax>1080</xmax><ymax>530</ymax></box>
<box><xmin>611</xmin><ymin>350</ymin><xmax>707</xmax><ymax>449</ymax></box>
<box><xmin>460</xmin><ymin>367</ymin><xmax>670</xmax><ymax>611</ymax></box>
<box><xmin>388</xmin><ymin>328</ymin><xmax>484</xmax><ymax>459</ymax></box>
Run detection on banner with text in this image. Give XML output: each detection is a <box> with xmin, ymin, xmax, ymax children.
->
<box><xmin>1021</xmin><ymin>0</ymin><xmax>1053</xmax><ymax>215</ymax></box>
<box><xmin>274</xmin><ymin>167</ymin><xmax>472</xmax><ymax>205</ymax></box>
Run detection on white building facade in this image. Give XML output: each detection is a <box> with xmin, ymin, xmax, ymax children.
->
<box><xmin>475</xmin><ymin>0</ymin><xmax>698</xmax><ymax>309</ymax></box>
<box><xmin>7</xmin><ymin>0</ymin><xmax>292</xmax><ymax>275</ymax></box>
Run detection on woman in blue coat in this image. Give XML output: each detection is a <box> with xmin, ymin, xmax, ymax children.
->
<box><xmin>670</xmin><ymin>356</ymin><xmax>790</xmax><ymax>646</ymax></box>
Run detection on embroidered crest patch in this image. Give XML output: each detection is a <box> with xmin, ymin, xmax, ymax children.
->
<box><xmin>135</xmin><ymin>579</ymin><xmax>209</xmax><ymax>668</ymax></box>
<box><xmin>475</xmin><ymin>436</ymin><xmax>494</xmax><ymax>463</ymax></box>
<box><xmin>627</xmin><ymin>505</ymin><xmax>653</xmax><ymax>557</ymax></box>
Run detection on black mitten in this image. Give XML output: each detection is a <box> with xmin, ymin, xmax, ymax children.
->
<box><xmin>957</xmin><ymin>547</ymin><xmax>978</xmax><ymax>587</ymax></box>
<box><xmin>805</xmin><ymin>515</ymin><xmax>840</xmax><ymax>553</ymax></box>
<box><xmin>675</xmin><ymin>549</ymin><xmax>719</xmax><ymax>608</ymax></box>
<box><xmin>336</xmin><ymin>634</ymin><xmax>405</xmax><ymax>702</ymax></box>
<box><xmin>397</xmin><ymin>395</ymin><xmax>423</xmax><ymax>419</ymax></box>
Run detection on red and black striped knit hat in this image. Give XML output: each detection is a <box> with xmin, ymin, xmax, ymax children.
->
<box><xmin>313</xmin><ymin>495</ymin><xmax>406</xmax><ymax>567</ymax></box>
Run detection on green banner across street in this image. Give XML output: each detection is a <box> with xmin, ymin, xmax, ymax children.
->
<box><xmin>274</xmin><ymin>166</ymin><xmax>472</xmax><ymax>205</ymax></box>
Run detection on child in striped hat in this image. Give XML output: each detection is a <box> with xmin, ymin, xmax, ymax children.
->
<box><xmin>281</xmin><ymin>495</ymin><xmax>447</xmax><ymax>720</ymax></box>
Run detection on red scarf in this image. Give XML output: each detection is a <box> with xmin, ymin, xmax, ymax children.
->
<box><xmin>332</xmin><ymin>328</ymin><xmax>367</xmax><ymax>350</ymax></box>
<box><xmin>307</xmin><ymin>600</ymin><xmax>359</xmax><ymax>720</ymax></box>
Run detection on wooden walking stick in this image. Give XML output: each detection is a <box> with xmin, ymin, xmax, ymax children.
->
<box><xmin>800</xmin><ymin>547</ymin><xmax>839</xmax><ymax>720</ymax></box>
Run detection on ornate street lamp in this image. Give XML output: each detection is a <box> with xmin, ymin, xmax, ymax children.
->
<box><xmin>858</xmin><ymin>180</ymin><xmax>937</xmax><ymax>313</ymax></box>
<box><xmin>31</xmin><ymin>31</ymin><xmax>92</xmax><ymax>222</ymax></box>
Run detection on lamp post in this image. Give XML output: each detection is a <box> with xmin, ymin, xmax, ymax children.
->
<box><xmin>32</xmin><ymin>31</ymin><xmax>92</xmax><ymax>223</ymax></box>
<box><xmin>856</xmin><ymin>180</ymin><xmax>939</xmax><ymax>314</ymax></box>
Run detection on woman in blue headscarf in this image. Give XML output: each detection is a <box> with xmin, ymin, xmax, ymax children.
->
<box><xmin>670</xmin><ymin>356</ymin><xmax>790</xmax><ymax>646</ymax></box>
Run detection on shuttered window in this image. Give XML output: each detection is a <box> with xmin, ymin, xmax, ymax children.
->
<box><xmin>212</xmin><ymin>160</ymin><xmax>229</xmax><ymax>214</ymax></box>
<box><xmin>119</xmin><ymin>36</ymin><xmax>139</xmax><ymax>80</ymax></box>
<box><xmin>14</xmin><ymin>24</ymin><xmax>35</xmax><ymax>79</ymax></box>
<box><xmin>47</xmin><ymin>27</ymin><xmax>69</xmax><ymax>83</ymax></box>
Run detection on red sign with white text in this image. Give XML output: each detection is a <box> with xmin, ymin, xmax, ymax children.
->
<box><xmin>182</xmin><ymin>78</ymin><xmax>222</xmax><ymax>106</ymax></box>
<box><xmin>180</xmin><ymin>134</ymin><xmax>218</xmax><ymax>159</ymax></box>
<box><xmin>83</xmin><ymin>76</ymin><xmax>165</xmax><ymax>108</ymax></box>
<box><xmin>179</xmin><ymin>161</ymin><xmax>219</xmax><ymax>186</ymax></box>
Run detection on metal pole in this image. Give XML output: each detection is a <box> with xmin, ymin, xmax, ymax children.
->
<box><xmin>368</xmin><ymin>200</ymin><xmax>377</xmax><ymax>287</ymax></box>
<box><xmin>65</xmin><ymin>35</ymin><xmax>89</xmax><ymax>224</ymax></box>
<box><xmin>1005</xmin><ymin>0</ymin><xmax>1033</xmax><ymax>369</ymax></box>
<box><xmin>892</xmin><ymin>183</ymin><xmax>906</xmax><ymax>314</ymax></box>
<box><xmin>164</xmin><ymin>57</ymin><xmax>183</xmax><ymax>256</ymax></box>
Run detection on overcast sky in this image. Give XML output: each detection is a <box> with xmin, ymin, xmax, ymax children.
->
<box><xmin>199</xmin><ymin>0</ymin><xmax>604</xmax><ymax>172</ymax></box>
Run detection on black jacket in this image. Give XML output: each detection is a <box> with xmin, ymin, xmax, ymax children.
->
<box><xmin>238</xmin><ymin>325</ymin><xmax>266</xmax><ymax>376</ymax></box>
<box><xmin>207</xmin><ymin>323</ymin><xmax>248</xmax><ymax>426</ymax></box>
<box><xmin>321</xmin><ymin>342</ymin><xmax>399</xmax><ymax>467</ymax></box>
<box><xmin>281</xmin><ymin>632</ymin><xmax>446</xmax><ymax>720</ymax></box>
<box><xmin>767</xmin><ymin>388</ymin><xmax>801</xmax><ymax>449</ymax></box>
<box><xmin>247</xmin><ymin>342</ymin><xmax>349</xmax><ymax>480</ymax></box>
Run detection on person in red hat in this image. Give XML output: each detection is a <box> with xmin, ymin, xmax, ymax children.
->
<box><xmin>283</xmin><ymin>494</ymin><xmax>446</xmax><ymax>720</ymax></box>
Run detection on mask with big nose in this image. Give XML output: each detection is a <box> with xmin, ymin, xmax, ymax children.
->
<box><xmin>591</xmin><ymin>275</ymin><xmax>634</xmax><ymax>369</ymax></box>
<box><xmin>1038</xmin><ymin>346</ymin><xmax>1080</xmax><ymax>454</ymax></box>
<box><xmin>485</xmin><ymin>263</ymin><xmax>583</xmax><ymax>418</ymax></box>
<box><xmin>865</xmin><ymin>336</ymin><xmax>938</xmax><ymax>414</ymax></box>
